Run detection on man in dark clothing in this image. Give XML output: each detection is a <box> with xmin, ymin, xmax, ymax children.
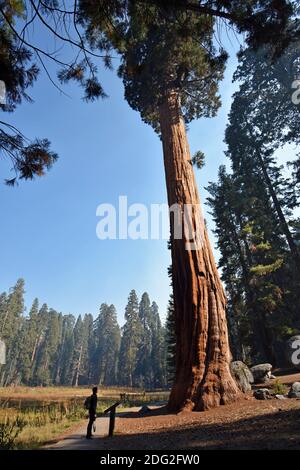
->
<box><xmin>86</xmin><ymin>386</ymin><xmax>98</xmax><ymax>439</ymax></box>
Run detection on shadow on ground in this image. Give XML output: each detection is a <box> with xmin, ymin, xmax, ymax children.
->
<box><xmin>100</xmin><ymin>407</ymin><xmax>300</xmax><ymax>450</ymax></box>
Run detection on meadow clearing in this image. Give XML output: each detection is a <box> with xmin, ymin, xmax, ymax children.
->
<box><xmin>0</xmin><ymin>386</ymin><xmax>169</xmax><ymax>449</ymax></box>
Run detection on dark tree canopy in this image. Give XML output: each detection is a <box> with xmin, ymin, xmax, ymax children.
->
<box><xmin>0</xmin><ymin>1</ymin><xmax>58</xmax><ymax>185</ymax></box>
<box><xmin>1</xmin><ymin>1</ymin><xmax>298</xmax><ymax>184</ymax></box>
<box><xmin>78</xmin><ymin>0</ymin><xmax>299</xmax><ymax>131</ymax></box>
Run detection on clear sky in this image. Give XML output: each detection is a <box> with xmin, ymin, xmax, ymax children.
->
<box><xmin>0</xmin><ymin>28</ymin><xmax>241</xmax><ymax>325</ymax></box>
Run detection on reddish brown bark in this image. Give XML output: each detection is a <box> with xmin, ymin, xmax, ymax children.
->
<box><xmin>159</xmin><ymin>90</ymin><xmax>241</xmax><ymax>412</ymax></box>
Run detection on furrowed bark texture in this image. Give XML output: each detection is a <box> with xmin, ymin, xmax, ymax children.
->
<box><xmin>159</xmin><ymin>91</ymin><xmax>241</xmax><ymax>412</ymax></box>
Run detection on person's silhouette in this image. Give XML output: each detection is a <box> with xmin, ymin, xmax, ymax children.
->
<box><xmin>86</xmin><ymin>386</ymin><xmax>98</xmax><ymax>439</ymax></box>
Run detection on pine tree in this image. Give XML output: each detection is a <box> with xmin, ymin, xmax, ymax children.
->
<box><xmin>58</xmin><ymin>314</ymin><xmax>76</xmax><ymax>385</ymax></box>
<box><xmin>226</xmin><ymin>31</ymin><xmax>300</xmax><ymax>271</ymax></box>
<box><xmin>0</xmin><ymin>2</ymin><xmax>58</xmax><ymax>185</ymax></box>
<box><xmin>0</xmin><ymin>279</ymin><xmax>25</xmax><ymax>385</ymax></box>
<box><xmin>165</xmin><ymin>294</ymin><xmax>176</xmax><ymax>385</ymax></box>
<box><xmin>16</xmin><ymin>298</ymin><xmax>40</xmax><ymax>384</ymax></box>
<box><xmin>32</xmin><ymin>304</ymin><xmax>57</xmax><ymax>386</ymax></box>
<box><xmin>70</xmin><ymin>315</ymin><xmax>84</xmax><ymax>386</ymax></box>
<box><xmin>214</xmin><ymin>31</ymin><xmax>300</xmax><ymax>363</ymax></box>
<box><xmin>92</xmin><ymin>303</ymin><xmax>121</xmax><ymax>386</ymax></box>
<box><xmin>150</xmin><ymin>301</ymin><xmax>166</xmax><ymax>388</ymax></box>
<box><xmin>135</xmin><ymin>293</ymin><xmax>152</xmax><ymax>388</ymax></box>
<box><xmin>118</xmin><ymin>290</ymin><xmax>142</xmax><ymax>387</ymax></box>
<box><xmin>80</xmin><ymin>314</ymin><xmax>94</xmax><ymax>385</ymax></box>
<box><xmin>0</xmin><ymin>292</ymin><xmax>8</xmax><ymax>378</ymax></box>
<box><xmin>206</xmin><ymin>158</ymin><xmax>299</xmax><ymax>365</ymax></box>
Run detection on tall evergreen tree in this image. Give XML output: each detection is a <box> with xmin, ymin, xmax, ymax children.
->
<box><xmin>58</xmin><ymin>314</ymin><xmax>76</xmax><ymax>385</ymax></box>
<box><xmin>165</xmin><ymin>294</ymin><xmax>176</xmax><ymax>385</ymax></box>
<box><xmin>32</xmin><ymin>304</ymin><xmax>56</xmax><ymax>386</ymax></box>
<box><xmin>92</xmin><ymin>303</ymin><xmax>121</xmax><ymax>386</ymax></box>
<box><xmin>118</xmin><ymin>290</ymin><xmax>142</xmax><ymax>387</ymax></box>
<box><xmin>225</xmin><ymin>36</ymin><xmax>300</xmax><ymax>272</ymax></box>
<box><xmin>0</xmin><ymin>279</ymin><xmax>25</xmax><ymax>385</ymax></box>
<box><xmin>150</xmin><ymin>301</ymin><xmax>166</xmax><ymax>388</ymax></box>
<box><xmin>69</xmin><ymin>315</ymin><xmax>84</xmax><ymax>386</ymax></box>
<box><xmin>16</xmin><ymin>298</ymin><xmax>40</xmax><ymax>384</ymax></box>
<box><xmin>208</xmin><ymin>30</ymin><xmax>300</xmax><ymax>363</ymax></box>
<box><xmin>135</xmin><ymin>293</ymin><xmax>152</xmax><ymax>388</ymax></box>
<box><xmin>80</xmin><ymin>314</ymin><xmax>94</xmax><ymax>385</ymax></box>
<box><xmin>207</xmin><ymin>160</ymin><xmax>300</xmax><ymax>365</ymax></box>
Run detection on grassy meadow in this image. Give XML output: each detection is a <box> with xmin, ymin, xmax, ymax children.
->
<box><xmin>0</xmin><ymin>386</ymin><xmax>169</xmax><ymax>449</ymax></box>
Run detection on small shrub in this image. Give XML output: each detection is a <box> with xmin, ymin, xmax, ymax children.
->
<box><xmin>271</xmin><ymin>379</ymin><xmax>288</xmax><ymax>396</ymax></box>
<box><xmin>0</xmin><ymin>415</ymin><xmax>26</xmax><ymax>449</ymax></box>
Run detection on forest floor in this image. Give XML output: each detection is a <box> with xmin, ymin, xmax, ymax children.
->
<box><xmin>44</xmin><ymin>371</ymin><xmax>300</xmax><ymax>450</ymax></box>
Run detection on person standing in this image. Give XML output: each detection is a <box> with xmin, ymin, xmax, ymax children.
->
<box><xmin>86</xmin><ymin>386</ymin><xmax>98</xmax><ymax>439</ymax></box>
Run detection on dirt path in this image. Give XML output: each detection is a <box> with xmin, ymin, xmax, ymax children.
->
<box><xmin>45</xmin><ymin>417</ymin><xmax>109</xmax><ymax>450</ymax></box>
<box><xmin>100</xmin><ymin>398</ymin><xmax>300</xmax><ymax>450</ymax></box>
<box><xmin>44</xmin><ymin>408</ymin><xmax>141</xmax><ymax>450</ymax></box>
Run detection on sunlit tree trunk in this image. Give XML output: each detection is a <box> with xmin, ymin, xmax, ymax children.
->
<box><xmin>73</xmin><ymin>344</ymin><xmax>83</xmax><ymax>387</ymax></box>
<box><xmin>159</xmin><ymin>90</ymin><xmax>241</xmax><ymax>411</ymax></box>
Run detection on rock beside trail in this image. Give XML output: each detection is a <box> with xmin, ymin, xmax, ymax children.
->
<box><xmin>250</xmin><ymin>363</ymin><xmax>273</xmax><ymax>384</ymax></box>
<box><xmin>139</xmin><ymin>405</ymin><xmax>151</xmax><ymax>415</ymax></box>
<box><xmin>230</xmin><ymin>361</ymin><xmax>254</xmax><ymax>392</ymax></box>
<box><xmin>275</xmin><ymin>394</ymin><xmax>287</xmax><ymax>400</ymax></box>
<box><xmin>285</xmin><ymin>336</ymin><xmax>300</xmax><ymax>370</ymax></box>
<box><xmin>288</xmin><ymin>382</ymin><xmax>300</xmax><ymax>398</ymax></box>
<box><xmin>253</xmin><ymin>388</ymin><xmax>271</xmax><ymax>400</ymax></box>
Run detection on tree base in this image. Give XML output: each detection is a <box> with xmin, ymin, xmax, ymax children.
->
<box><xmin>168</xmin><ymin>367</ymin><xmax>242</xmax><ymax>412</ymax></box>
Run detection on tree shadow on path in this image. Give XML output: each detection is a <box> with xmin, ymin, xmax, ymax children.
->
<box><xmin>100</xmin><ymin>407</ymin><xmax>300</xmax><ymax>450</ymax></box>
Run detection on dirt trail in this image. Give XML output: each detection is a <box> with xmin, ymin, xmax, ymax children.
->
<box><xmin>44</xmin><ymin>408</ymin><xmax>141</xmax><ymax>450</ymax></box>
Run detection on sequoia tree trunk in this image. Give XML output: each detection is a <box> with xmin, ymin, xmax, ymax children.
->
<box><xmin>159</xmin><ymin>90</ymin><xmax>241</xmax><ymax>412</ymax></box>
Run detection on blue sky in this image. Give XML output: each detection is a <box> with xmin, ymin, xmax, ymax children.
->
<box><xmin>0</xmin><ymin>30</ymin><xmax>241</xmax><ymax>324</ymax></box>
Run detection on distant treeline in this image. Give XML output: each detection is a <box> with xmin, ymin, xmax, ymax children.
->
<box><xmin>0</xmin><ymin>279</ymin><xmax>174</xmax><ymax>388</ymax></box>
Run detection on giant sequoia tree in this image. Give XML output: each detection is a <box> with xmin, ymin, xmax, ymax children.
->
<box><xmin>76</xmin><ymin>0</ymin><xmax>299</xmax><ymax>411</ymax></box>
<box><xmin>1</xmin><ymin>0</ymin><xmax>298</xmax><ymax>409</ymax></box>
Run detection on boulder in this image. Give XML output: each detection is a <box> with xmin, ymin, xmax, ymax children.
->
<box><xmin>253</xmin><ymin>388</ymin><xmax>271</xmax><ymax>400</ymax></box>
<box><xmin>288</xmin><ymin>382</ymin><xmax>300</xmax><ymax>398</ymax></box>
<box><xmin>285</xmin><ymin>336</ymin><xmax>300</xmax><ymax>370</ymax></box>
<box><xmin>275</xmin><ymin>394</ymin><xmax>287</xmax><ymax>400</ymax></box>
<box><xmin>138</xmin><ymin>405</ymin><xmax>151</xmax><ymax>415</ymax></box>
<box><xmin>230</xmin><ymin>361</ymin><xmax>254</xmax><ymax>392</ymax></box>
<box><xmin>250</xmin><ymin>363</ymin><xmax>273</xmax><ymax>384</ymax></box>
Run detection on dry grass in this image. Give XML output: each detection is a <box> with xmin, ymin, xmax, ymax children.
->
<box><xmin>0</xmin><ymin>385</ymin><xmax>169</xmax><ymax>400</ymax></box>
<box><xmin>0</xmin><ymin>398</ymin><xmax>88</xmax><ymax>449</ymax></box>
<box><xmin>0</xmin><ymin>385</ymin><xmax>133</xmax><ymax>401</ymax></box>
<box><xmin>15</xmin><ymin>417</ymin><xmax>84</xmax><ymax>449</ymax></box>
<box><xmin>0</xmin><ymin>386</ymin><xmax>169</xmax><ymax>449</ymax></box>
